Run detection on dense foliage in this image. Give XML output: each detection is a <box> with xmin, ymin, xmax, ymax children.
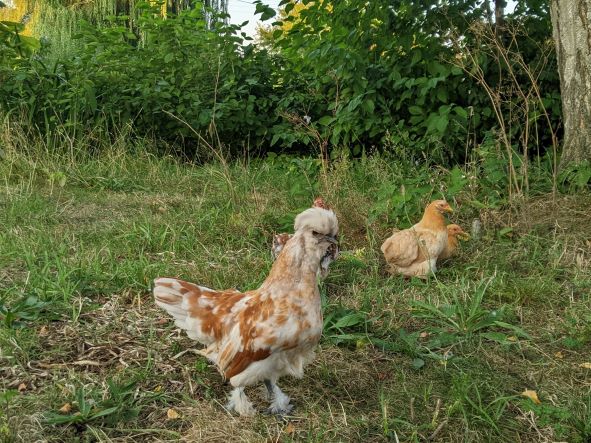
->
<box><xmin>262</xmin><ymin>0</ymin><xmax>560</xmax><ymax>163</ymax></box>
<box><xmin>0</xmin><ymin>0</ymin><xmax>561</xmax><ymax>163</ymax></box>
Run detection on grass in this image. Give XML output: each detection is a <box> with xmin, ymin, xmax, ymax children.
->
<box><xmin>0</xmin><ymin>135</ymin><xmax>590</xmax><ymax>442</ymax></box>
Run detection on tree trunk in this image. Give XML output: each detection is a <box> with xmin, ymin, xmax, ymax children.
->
<box><xmin>551</xmin><ymin>0</ymin><xmax>591</xmax><ymax>170</ymax></box>
<box><xmin>494</xmin><ymin>0</ymin><xmax>504</xmax><ymax>29</ymax></box>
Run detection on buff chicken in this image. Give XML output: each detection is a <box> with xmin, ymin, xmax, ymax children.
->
<box><xmin>439</xmin><ymin>223</ymin><xmax>470</xmax><ymax>261</ymax></box>
<box><xmin>380</xmin><ymin>200</ymin><xmax>453</xmax><ymax>278</ymax></box>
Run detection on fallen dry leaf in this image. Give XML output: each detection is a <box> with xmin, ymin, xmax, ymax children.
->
<box><xmin>579</xmin><ymin>362</ymin><xmax>591</xmax><ymax>369</ymax></box>
<box><xmin>39</xmin><ymin>326</ymin><xmax>49</xmax><ymax>336</ymax></box>
<box><xmin>376</xmin><ymin>372</ymin><xmax>388</xmax><ymax>381</ymax></box>
<box><xmin>17</xmin><ymin>383</ymin><xmax>26</xmax><ymax>392</ymax></box>
<box><xmin>355</xmin><ymin>339</ymin><xmax>368</xmax><ymax>350</ymax></box>
<box><xmin>507</xmin><ymin>336</ymin><xmax>518</xmax><ymax>342</ymax></box>
<box><xmin>420</xmin><ymin>332</ymin><xmax>429</xmax><ymax>338</ymax></box>
<box><xmin>285</xmin><ymin>423</ymin><xmax>295</xmax><ymax>434</ymax></box>
<box><xmin>554</xmin><ymin>351</ymin><xmax>564</xmax><ymax>359</ymax></box>
<box><xmin>521</xmin><ymin>389</ymin><xmax>541</xmax><ymax>404</ymax></box>
<box><xmin>59</xmin><ymin>403</ymin><xmax>72</xmax><ymax>413</ymax></box>
<box><xmin>167</xmin><ymin>408</ymin><xmax>180</xmax><ymax>420</ymax></box>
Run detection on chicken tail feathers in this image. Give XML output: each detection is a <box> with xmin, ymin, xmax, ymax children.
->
<box><xmin>153</xmin><ymin>277</ymin><xmax>192</xmax><ymax>327</ymax></box>
<box><xmin>153</xmin><ymin>277</ymin><xmax>244</xmax><ymax>347</ymax></box>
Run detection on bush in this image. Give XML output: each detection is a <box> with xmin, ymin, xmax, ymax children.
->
<box><xmin>0</xmin><ymin>0</ymin><xmax>562</xmax><ymax>164</ymax></box>
<box><xmin>0</xmin><ymin>3</ymin><xmax>284</xmax><ymax>157</ymax></box>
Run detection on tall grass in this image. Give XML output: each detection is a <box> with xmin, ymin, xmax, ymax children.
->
<box><xmin>31</xmin><ymin>3</ymin><xmax>91</xmax><ymax>60</ymax></box>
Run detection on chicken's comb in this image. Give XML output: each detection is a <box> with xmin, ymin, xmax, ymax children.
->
<box><xmin>312</xmin><ymin>197</ymin><xmax>330</xmax><ymax>210</ymax></box>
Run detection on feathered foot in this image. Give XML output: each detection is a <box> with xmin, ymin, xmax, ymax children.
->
<box><xmin>225</xmin><ymin>387</ymin><xmax>256</xmax><ymax>416</ymax></box>
<box><xmin>264</xmin><ymin>379</ymin><xmax>293</xmax><ymax>416</ymax></box>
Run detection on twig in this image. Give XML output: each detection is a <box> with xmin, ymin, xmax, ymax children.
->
<box><xmin>431</xmin><ymin>398</ymin><xmax>441</xmax><ymax>426</ymax></box>
<box><xmin>171</xmin><ymin>348</ymin><xmax>205</xmax><ymax>360</ymax></box>
<box><xmin>428</xmin><ymin>419</ymin><xmax>448</xmax><ymax>441</ymax></box>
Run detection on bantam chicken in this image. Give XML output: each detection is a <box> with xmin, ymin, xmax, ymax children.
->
<box><xmin>154</xmin><ymin>206</ymin><xmax>339</xmax><ymax>416</ymax></box>
<box><xmin>271</xmin><ymin>197</ymin><xmax>339</xmax><ymax>278</ymax></box>
<box><xmin>380</xmin><ymin>200</ymin><xmax>453</xmax><ymax>278</ymax></box>
<box><xmin>438</xmin><ymin>224</ymin><xmax>470</xmax><ymax>261</ymax></box>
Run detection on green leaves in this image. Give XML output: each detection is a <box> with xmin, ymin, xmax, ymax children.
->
<box><xmin>0</xmin><ymin>390</ymin><xmax>17</xmax><ymax>406</ymax></box>
<box><xmin>408</xmin><ymin>106</ymin><xmax>423</xmax><ymax>116</ymax></box>
<box><xmin>0</xmin><ymin>295</ymin><xmax>48</xmax><ymax>329</ymax></box>
<box><xmin>0</xmin><ymin>0</ymin><xmax>560</xmax><ymax>161</ymax></box>
<box><xmin>264</xmin><ymin>0</ymin><xmax>483</xmax><ymax>153</ymax></box>
<box><xmin>323</xmin><ymin>305</ymin><xmax>371</xmax><ymax>346</ymax></box>
<box><xmin>410</xmin><ymin>279</ymin><xmax>530</xmax><ymax>347</ymax></box>
<box><xmin>411</xmin><ymin>357</ymin><xmax>426</xmax><ymax>370</ymax></box>
<box><xmin>0</xmin><ymin>2</ymin><xmax>286</xmax><ymax>156</ymax></box>
<box><xmin>559</xmin><ymin>160</ymin><xmax>591</xmax><ymax>192</ymax></box>
<box><xmin>44</xmin><ymin>380</ymin><xmax>141</xmax><ymax>427</ymax></box>
<box><xmin>254</xmin><ymin>1</ymin><xmax>276</xmax><ymax>21</ymax></box>
<box><xmin>447</xmin><ymin>166</ymin><xmax>468</xmax><ymax>197</ymax></box>
<box><xmin>0</xmin><ymin>20</ymin><xmax>41</xmax><ymax>64</ymax></box>
<box><xmin>317</xmin><ymin>115</ymin><xmax>334</xmax><ymax>126</ymax></box>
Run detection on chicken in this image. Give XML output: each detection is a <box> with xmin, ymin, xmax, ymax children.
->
<box><xmin>271</xmin><ymin>197</ymin><xmax>339</xmax><ymax>277</ymax></box>
<box><xmin>380</xmin><ymin>200</ymin><xmax>453</xmax><ymax>278</ymax></box>
<box><xmin>439</xmin><ymin>224</ymin><xmax>470</xmax><ymax>261</ymax></box>
<box><xmin>154</xmin><ymin>206</ymin><xmax>339</xmax><ymax>416</ymax></box>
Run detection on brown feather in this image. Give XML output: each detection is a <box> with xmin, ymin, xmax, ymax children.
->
<box><xmin>439</xmin><ymin>224</ymin><xmax>467</xmax><ymax>260</ymax></box>
<box><xmin>224</xmin><ymin>348</ymin><xmax>272</xmax><ymax>379</ymax></box>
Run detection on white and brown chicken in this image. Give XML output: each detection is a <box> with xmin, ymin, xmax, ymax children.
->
<box><xmin>271</xmin><ymin>197</ymin><xmax>339</xmax><ymax>277</ymax></box>
<box><xmin>153</xmin><ymin>206</ymin><xmax>339</xmax><ymax>416</ymax></box>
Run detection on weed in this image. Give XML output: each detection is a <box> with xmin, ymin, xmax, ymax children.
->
<box><xmin>411</xmin><ymin>279</ymin><xmax>530</xmax><ymax>347</ymax></box>
<box><xmin>0</xmin><ymin>295</ymin><xmax>48</xmax><ymax>329</ymax></box>
<box><xmin>0</xmin><ymin>390</ymin><xmax>17</xmax><ymax>442</ymax></box>
<box><xmin>520</xmin><ymin>394</ymin><xmax>591</xmax><ymax>442</ymax></box>
<box><xmin>44</xmin><ymin>380</ymin><xmax>141</xmax><ymax>428</ymax></box>
<box><xmin>323</xmin><ymin>305</ymin><xmax>372</xmax><ymax>346</ymax></box>
<box><xmin>448</xmin><ymin>374</ymin><xmax>515</xmax><ymax>436</ymax></box>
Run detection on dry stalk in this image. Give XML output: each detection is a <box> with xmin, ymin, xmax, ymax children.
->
<box><xmin>280</xmin><ymin>111</ymin><xmax>330</xmax><ymax>183</ymax></box>
<box><xmin>163</xmin><ymin>110</ymin><xmax>236</xmax><ymax>202</ymax></box>
<box><xmin>451</xmin><ymin>21</ymin><xmax>559</xmax><ymax>201</ymax></box>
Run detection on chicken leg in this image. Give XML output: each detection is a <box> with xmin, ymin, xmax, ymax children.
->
<box><xmin>264</xmin><ymin>379</ymin><xmax>293</xmax><ymax>415</ymax></box>
<box><xmin>226</xmin><ymin>387</ymin><xmax>256</xmax><ymax>416</ymax></box>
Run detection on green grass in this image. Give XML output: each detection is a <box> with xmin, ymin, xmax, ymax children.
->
<box><xmin>0</xmin><ymin>139</ymin><xmax>590</xmax><ymax>442</ymax></box>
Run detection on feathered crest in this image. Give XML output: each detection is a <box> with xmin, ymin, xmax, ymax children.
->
<box><xmin>294</xmin><ymin>207</ymin><xmax>338</xmax><ymax>237</ymax></box>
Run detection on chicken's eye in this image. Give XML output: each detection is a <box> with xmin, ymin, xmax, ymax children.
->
<box><xmin>312</xmin><ymin>230</ymin><xmax>320</xmax><ymax>236</ymax></box>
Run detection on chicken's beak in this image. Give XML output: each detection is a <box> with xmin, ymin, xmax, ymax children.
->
<box><xmin>324</xmin><ymin>235</ymin><xmax>338</xmax><ymax>245</ymax></box>
<box><xmin>444</xmin><ymin>205</ymin><xmax>454</xmax><ymax>213</ymax></box>
<box><xmin>458</xmin><ymin>232</ymin><xmax>470</xmax><ymax>240</ymax></box>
